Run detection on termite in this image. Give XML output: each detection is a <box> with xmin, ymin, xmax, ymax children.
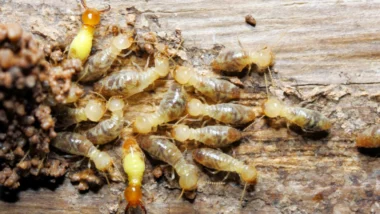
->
<box><xmin>186</xmin><ymin>98</ymin><xmax>262</xmax><ymax>125</ymax></box>
<box><xmin>192</xmin><ymin>148</ymin><xmax>257</xmax><ymax>202</ymax></box>
<box><xmin>77</xmin><ymin>33</ymin><xmax>134</xmax><ymax>82</ymax></box>
<box><xmin>173</xmin><ymin>66</ymin><xmax>241</xmax><ymax>102</ymax></box>
<box><xmin>93</xmin><ymin>54</ymin><xmax>169</xmax><ymax>97</ymax></box>
<box><xmin>68</xmin><ymin>0</ymin><xmax>110</xmax><ymax>61</ymax></box>
<box><xmin>121</xmin><ymin>136</ymin><xmax>146</xmax><ymax>213</ymax></box>
<box><xmin>211</xmin><ymin>47</ymin><xmax>274</xmax><ymax>72</ymax></box>
<box><xmin>262</xmin><ymin>97</ymin><xmax>332</xmax><ymax>132</ymax></box>
<box><xmin>51</xmin><ymin>132</ymin><xmax>122</xmax><ymax>181</ymax></box>
<box><xmin>138</xmin><ymin>135</ymin><xmax>198</xmax><ymax>195</ymax></box>
<box><xmin>171</xmin><ymin>125</ymin><xmax>242</xmax><ymax>148</ymax></box>
<box><xmin>356</xmin><ymin>125</ymin><xmax>380</xmax><ymax>148</ymax></box>
<box><xmin>85</xmin><ymin>96</ymin><xmax>125</xmax><ymax>145</ymax></box>
<box><xmin>54</xmin><ymin>97</ymin><xmax>106</xmax><ymax>128</ymax></box>
<box><xmin>134</xmin><ymin>83</ymin><xmax>187</xmax><ymax>134</ymax></box>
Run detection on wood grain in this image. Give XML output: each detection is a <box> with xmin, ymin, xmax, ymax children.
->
<box><xmin>0</xmin><ymin>0</ymin><xmax>379</xmax><ymax>213</ymax></box>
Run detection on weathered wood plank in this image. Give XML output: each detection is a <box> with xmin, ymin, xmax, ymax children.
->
<box><xmin>0</xmin><ymin>0</ymin><xmax>379</xmax><ymax>213</ymax></box>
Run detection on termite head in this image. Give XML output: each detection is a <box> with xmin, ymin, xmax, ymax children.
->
<box><xmin>133</xmin><ymin>116</ymin><xmax>153</xmax><ymax>134</ymax></box>
<box><xmin>92</xmin><ymin>151</ymin><xmax>112</xmax><ymax>171</ymax></box>
<box><xmin>240</xmin><ymin>165</ymin><xmax>258</xmax><ymax>184</ymax></box>
<box><xmin>250</xmin><ymin>47</ymin><xmax>275</xmax><ymax>71</ymax></box>
<box><xmin>82</xmin><ymin>8</ymin><xmax>101</xmax><ymax>26</ymax></box>
<box><xmin>187</xmin><ymin>98</ymin><xmax>204</xmax><ymax>117</ymax></box>
<box><xmin>80</xmin><ymin>0</ymin><xmax>110</xmax><ymax>27</ymax></box>
<box><xmin>174</xmin><ymin>66</ymin><xmax>192</xmax><ymax>84</ymax></box>
<box><xmin>89</xmin><ymin>150</ymin><xmax>122</xmax><ymax>181</ymax></box>
<box><xmin>124</xmin><ymin>186</ymin><xmax>142</xmax><ymax>208</ymax></box>
<box><xmin>85</xmin><ymin>99</ymin><xmax>106</xmax><ymax>121</ymax></box>
<box><xmin>179</xmin><ymin>165</ymin><xmax>198</xmax><ymax>191</ymax></box>
<box><xmin>112</xmin><ymin>34</ymin><xmax>133</xmax><ymax>51</ymax></box>
<box><xmin>107</xmin><ymin>96</ymin><xmax>125</xmax><ymax>112</ymax></box>
<box><xmin>153</xmin><ymin>55</ymin><xmax>170</xmax><ymax>77</ymax></box>
<box><xmin>171</xmin><ymin>124</ymin><xmax>191</xmax><ymax>142</ymax></box>
<box><xmin>262</xmin><ymin>97</ymin><xmax>282</xmax><ymax>118</ymax></box>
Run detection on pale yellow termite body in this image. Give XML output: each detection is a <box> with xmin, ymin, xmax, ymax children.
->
<box><xmin>172</xmin><ymin>124</ymin><xmax>242</xmax><ymax>148</ymax></box>
<box><xmin>187</xmin><ymin>98</ymin><xmax>262</xmax><ymax>125</ymax></box>
<box><xmin>121</xmin><ymin>136</ymin><xmax>146</xmax><ymax>212</ymax></box>
<box><xmin>192</xmin><ymin>148</ymin><xmax>257</xmax><ymax>202</ymax></box>
<box><xmin>174</xmin><ymin>66</ymin><xmax>241</xmax><ymax>102</ymax></box>
<box><xmin>138</xmin><ymin>135</ymin><xmax>198</xmax><ymax>192</ymax></box>
<box><xmin>262</xmin><ymin>97</ymin><xmax>332</xmax><ymax>132</ymax></box>
<box><xmin>93</xmin><ymin>55</ymin><xmax>169</xmax><ymax>97</ymax></box>
<box><xmin>51</xmin><ymin>132</ymin><xmax>122</xmax><ymax>181</ymax></box>
<box><xmin>356</xmin><ymin>125</ymin><xmax>380</xmax><ymax>148</ymax></box>
<box><xmin>211</xmin><ymin>47</ymin><xmax>274</xmax><ymax>72</ymax></box>
<box><xmin>134</xmin><ymin>83</ymin><xmax>187</xmax><ymax>134</ymax></box>
<box><xmin>85</xmin><ymin>97</ymin><xmax>125</xmax><ymax>145</ymax></box>
<box><xmin>77</xmin><ymin>34</ymin><xmax>134</xmax><ymax>82</ymax></box>
<box><xmin>192</xmin><ymin>148</ymin><xmax>257</xmax><ymax>184</ymax></box>
<box><xmin>69</xmin><ymin>25</ymin><xmax>95</xmax><ymax>61</ymax></box>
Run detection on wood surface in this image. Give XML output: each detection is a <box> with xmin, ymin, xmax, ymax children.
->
<box><xmin>0</xmin><ymin>0</ymin><xmax>379</xmax><ymax>213</ymax></box>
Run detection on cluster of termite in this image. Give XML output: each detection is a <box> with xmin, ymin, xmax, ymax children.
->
<box><xmin>43</xmin><ymin>0</ymin><xmax>380</xmax><ymax>213</ymax></box>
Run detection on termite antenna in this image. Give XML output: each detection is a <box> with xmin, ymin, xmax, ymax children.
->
<box><xmin>173</xmin><ymin>114</ymin><xmax>189</xmax><ymax>126</ymax></box>
<box><xmin>178</xmin><ymin>188</ymin><xmax>185</xmax><ymax>199</ymax></box>
<box><xmin>240</xmin><ymin>182</ymin><xmax>248</xmax><ymax>207</ymax></box>
<box><xmin>88</xmin><ymin>91</ymin><xmax>107</xmax><ymax>103</ymax></box>
<box><xmin>264</xmin><ymin>72</ymin><xmax>269</xmax><ymax>98</ymax></box>
<box><xmin>80</xmin><ymin>0</ymin><xmax>110</xmax><ymax>12</ymax></box>
<box><xmin>80</xmin><ymin>0</ymin><xmax>88</xmax><ymax>9</ymax></box>
<box><xmin>243</xmin><ymin>115</ymin><xmax>265</xmax><ymax>132</ymax></box>
<box><xmin>268</xmin><ymin>67</ymin><xmax>276</xmax><ymax>88</ymax></box>
<box><xmin>103</xmin><ymin>172</ymin><xmax>111</xmax><ymax>186</ymax></box>
<box><xmin>98</xmin><ymin>4</ymin><xmax>111</xmax><ymax>13</ymax></box>
<box><xmin>222</xmin><ymin>172</ymin><xmax>231</xmax><ymax>182</ymax></box>
<box><xmin>237</xmin><ymin>38</ymin><xmax>253</xmax><ymax>75</ymax></box>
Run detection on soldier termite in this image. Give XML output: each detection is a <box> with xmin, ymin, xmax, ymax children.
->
<box><xmin>68</xmin><ymin>0</ymin><xmax>110</xmax><ymax>61</ymax></box>
<box><xmin>133</xmin><ymin>83</ymin><xmax>187</xmax><ymax>134</ymax></box>
<box><xmin>356</xmin><ymin>125</ymin><xmax>380</xmax><ymax>148</ymax></box>
<box><xmin>173</xmin><ymin>66</ymin><xmax>241</xmax><ymax>102</ymax></box>
<box><xmin>93</xmin><ymin>54</ymin><xmax>169</xmax><ymax>97</ymax></box>
<box><xmin>85</xmin><ymin>96</ymin><xmax>125</xmax><ymax>145</ymax></box>
<box><xmin>121</xmin><ymin>136</ymin><xmax>146</xmax><ymax>213</ymax></box>
<box><xmin>187</xmin><ymin>98</ymin><xmax>262</xmax><ymax>125</ymax></box>
<box><xmin>51</xmin><ymin>132</ymin><xmax>122</xmax><ymax>181</ymax></box>
<box><xmin>138</xmin><ymin>135</ymin><xmax>198</xmax><ymax>196</ymax></box>
<box><xmin>192</xmin><ymin>148</ymin><xmax>257</xmax><ymax>203</ymax></box>
<box><xmin>77</xmin><ymin>33</ymin><xmax>134</xmax><ymax>82</ymax></box>
<box><xmin>171</xmin><ymin>125</ymin><xmax>242</xmax><ymax>148</ymax></box>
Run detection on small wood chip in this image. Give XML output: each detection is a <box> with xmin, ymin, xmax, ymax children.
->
<box><xmin>245</xmin><ymin>15</ymin><xmax>256</xmax><ymax>27</ymax></box>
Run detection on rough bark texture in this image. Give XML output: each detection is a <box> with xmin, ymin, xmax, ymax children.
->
<box><xmin>0</xmin><ymin>0</ymin><xmax>379</xmax><ymax>214</ymax></box>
